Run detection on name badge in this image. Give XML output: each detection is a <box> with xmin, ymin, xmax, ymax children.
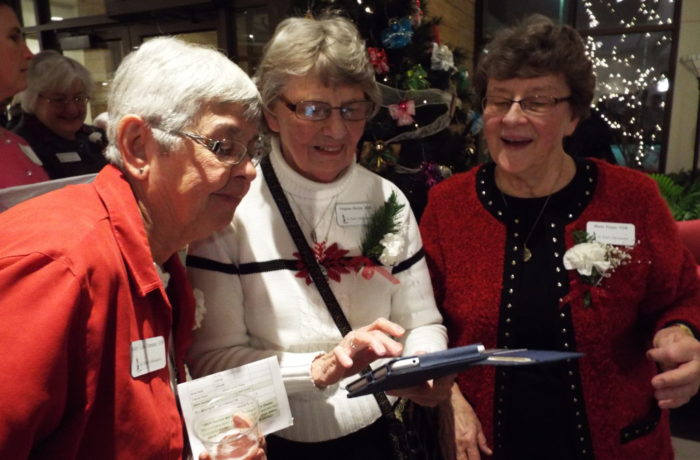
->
<box><xmin>131</xmin><ymin>336</ymin><xmax>167</xmax><ymax>378</ymax></box>
<box><xmin>336</xmin><ymin>202</ymin><xmax>373</xmax><ymax>226</ymax></box>
<box><xmin>56</xmin><ymin>152</ymin><xmax>81</xmax><ymax>163</ymax></box>
<box><xmin>586</xmin><ymin>221</ymin><xmax>636</xmax><ymax>246</ymax></box>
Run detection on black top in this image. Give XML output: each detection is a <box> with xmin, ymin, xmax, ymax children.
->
<box><xmin>13</xmin><ymin>113</ymin><xmax>107</xmax><ymax>180</ymax></box>
<box><xmin>498</xmin><ymin>160</ymin><xmax>590</xmax><ymax>460</ymax></box>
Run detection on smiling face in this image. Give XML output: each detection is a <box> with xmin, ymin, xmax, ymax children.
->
<box><xmin>264</xmin><ymin>74</ymin><xmax>367</xmax><ymax>183</ymax></box>
<box><xmin>34</xmin><ymin>78</ymin><xmax>87</xmax><ymax>140</ymax></box>
<box><xmin>0</xmin><ymin>5</ymin><xmax>32</xmax><ymax>101</ymax></box>
<box><xmin>147</xmin><ymin>102</ymin><xmax>258</xmax><ymax>246</ymax></box>
<box><xmin>483</xmin><ymin>74</ymin><xmax>579</xmax><ymax>180</ymax></box>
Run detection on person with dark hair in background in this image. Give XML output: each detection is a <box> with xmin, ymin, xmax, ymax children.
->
<box><xmin>421</xmin><ymin>14</ymin><xmax>700</xmax><ymax>460</ymax></box>
<box><xmin>13</xmin><ymin>50</ymin><xmax>107</xmax><ymax>179</ymax></box>
<box><xmin>0</xmin><ymin>0</ymin><xmax>48</xmax><ymax>188</ymax></box>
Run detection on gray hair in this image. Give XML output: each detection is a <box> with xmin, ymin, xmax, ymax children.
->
<box><xmin>18</xmin><ymin>50</ymin><xmax>94</xmax><ymax>114</ymax></box>
<box><xmin>103</xmin><ymin>36</ymin><xmax>262</xmax><ymax>167</ymax></box>
<box><xmin>255</xmin><ymin>15</ymin><xmax>380</xmax><ymax>115</ymax></box>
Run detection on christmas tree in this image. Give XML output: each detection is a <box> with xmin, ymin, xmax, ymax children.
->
<box><xmin>288</xmin><ymin>0</ymin><xmax>481</xmax><ymax>219</ymax></box>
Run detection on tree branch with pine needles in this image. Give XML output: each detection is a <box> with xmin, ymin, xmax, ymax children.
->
<box><xmin>361</xmin><ymin>191</ymin><xmax>405</xmax><ymax>259</ymax></box>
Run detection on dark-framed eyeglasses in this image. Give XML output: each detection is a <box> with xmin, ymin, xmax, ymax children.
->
<box><xmin>171</xmin><ymin>130</ymin><xmax>264</xmax><ymax>166</ymax></box>
<box><xmin>279</xmin><ymin>96</ymin><xmax>375</xmax><ymax>121</ymax></box>
<box><xmin>39</xmin><ymin>94</ymin><xmax>90</xmax><ymax>107</ymax></box>
<box><xmin>481</xmin><ymin>95</ymin><xmax>571</xmax><ymax>116</ymax></box>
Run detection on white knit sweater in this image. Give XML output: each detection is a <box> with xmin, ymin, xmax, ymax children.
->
<box><xmin>187</xmin><ymin>139</ymin><xmax>447</xmax><ymax>442</ymax></box>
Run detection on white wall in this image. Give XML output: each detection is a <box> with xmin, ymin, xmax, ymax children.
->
<box><xmin>667</xmin><ymin>0</ymin><xmax>700</xmax><ymax>172</ymax></box>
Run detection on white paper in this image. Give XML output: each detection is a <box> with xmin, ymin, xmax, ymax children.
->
<box><xmin>177</xmin><ymin>356</ymin><xmax>293</xmax><ymax>459</ymax></box>
<box><xmin>586</xmin><ymin>221</ymin><xmax>636</xmax><ymax>246</ymax></box>
<box><xmin>336</xmin><ymin>202</ymin><xmax>373</xmax><ymax>226</ymax></box>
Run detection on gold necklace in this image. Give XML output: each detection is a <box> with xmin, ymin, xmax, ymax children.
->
<box><xmin>286</xmin><ymin>192</ymin><xmax>337</xmax><ymax>244</ymax></box>
<box><xmin>498</xmin><ymin>156</ymin><xmax>566</xmax><ymax>262</ymax></box>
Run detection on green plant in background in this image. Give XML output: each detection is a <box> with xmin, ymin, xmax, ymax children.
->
<box><xmin>650</xmin><ymin>171</ymin><xmax>700</xmax><ymax>221</ymax></box>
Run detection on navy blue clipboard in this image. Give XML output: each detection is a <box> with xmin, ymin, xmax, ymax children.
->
<box><xmin>345</xmin><ymin>343</ymin><xmax>584</xmax><ymax>398</ymax></box>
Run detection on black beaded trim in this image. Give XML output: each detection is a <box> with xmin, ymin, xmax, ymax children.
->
<box><xmin>477</xmin><ymin>160</ymin><xmax>598</xmax><ymax>459</ymax></box>
<box><xmin>620</xmin><ymin>404</ymin><xmax>661</xmax><ymax>444</ymax></box>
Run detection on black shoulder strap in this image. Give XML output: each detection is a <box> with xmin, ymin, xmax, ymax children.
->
<box><xmin>260</xmin><ymin>156</ymin><xmax>396</xmax><ymax>417</ymax></box>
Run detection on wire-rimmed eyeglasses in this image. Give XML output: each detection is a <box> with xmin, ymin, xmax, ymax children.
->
<box><xmin>171</xmin><ymin>131</ymin><xmax>264</xmax><ymax>166</ymax></box>
<box><xmin>481</xmin><ymin>95</ymin><xmax>571</xmax><ymax>116</ymax></box>
<box><xmin>279</xmin><ymin>96</ymin><xmax>375</xmax><ymax>121</ymax></box>
<box><xmin>38</xmin><ymin>94</ymin><xmax>90</xmax><ymax>108</ymax></box>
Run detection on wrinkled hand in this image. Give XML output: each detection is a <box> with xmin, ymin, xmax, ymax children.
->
<box><xmin>387</xmin><ymin>370</ymin><xmax>454</xmax><ymax>407</ymax></box>
<box><xmin>438</xmin><ymin>383</ymin><xmax>492</xmax><ymax>460</ymax></box>
<box><xmin>311</xmin><ymin>317</ymin><xmax>405</xmax><ymax>388</ymax></box>
<box><xmin>648</xmin><ymin>325</ymin><xmax>700</xmax><ymax>409</ymax></box>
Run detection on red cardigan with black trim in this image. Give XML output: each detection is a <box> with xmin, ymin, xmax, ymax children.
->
<box><xmin>420</xmin><ymin>159</ymin><xmax>700</xmax><ymax>459</ymax></box>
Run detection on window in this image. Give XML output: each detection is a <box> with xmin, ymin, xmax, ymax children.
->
<box><xmin>477</xmin><ymin>0</ymin><xmax>680</xmax><ymax>172</ymax></box>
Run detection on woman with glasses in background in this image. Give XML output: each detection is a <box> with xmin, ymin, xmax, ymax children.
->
<box><xmin>420</xmin><ymin>14</ymin><xmax>700</xmax><ymax>460</ymax></box>
<box><xmin>186</xmin><ymin>14</ymin><xmax>451</xmax><ymax>460</ymax></box>
<box><xmin>13</xmin><ymin>50</ymin><xmax>107</xmax><ymax>179</ymax></box>
<box><xmin>0</xmin><ymin>0</ymin><xmax>47</xmax><ymax>188</ymax></box>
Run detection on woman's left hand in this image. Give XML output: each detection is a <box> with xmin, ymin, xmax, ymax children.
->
<box><xmin>386</xmin><ymin>373</ymin><xmax>454</xmax><ymax>407</ymax></box>
<box><xmin>648</xmin><ymin>325</ymin><xmax>700</xmax><ymax>409</ymax></box>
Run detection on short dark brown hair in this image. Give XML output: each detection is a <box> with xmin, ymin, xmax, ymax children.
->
<box><xmin>474</xmin><ymin>14</ymin><xmax>595</xmax><ymax>120</ymax></box>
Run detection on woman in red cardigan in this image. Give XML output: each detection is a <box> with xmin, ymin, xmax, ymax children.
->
<box><xmin>421</xmin><ymin>15</ymin><xmax>700</xmax><ymax>460</ymax></box>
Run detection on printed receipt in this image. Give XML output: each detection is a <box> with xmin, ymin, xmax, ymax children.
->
<box><xmin>177</xmin><ymin>356</ymin><xmax>293</xmax><ymax>458</ymax></box>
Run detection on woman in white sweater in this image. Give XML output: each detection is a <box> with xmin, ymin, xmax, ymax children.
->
<box><xmin>187</xmin><ymin>15</ymin><xmax>450</xmax><ymax>460</ymax></box>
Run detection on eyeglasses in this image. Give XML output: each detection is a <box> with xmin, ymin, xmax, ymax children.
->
<box><xmin>481</xmin><ymin>95</ymin><xmax>571</xmax><ymax>116</ymax></box>
<box><xmin>279</xmin><ymin>96</ymin><xmax>375</xmax><ymax>121</ymax></box>
<box><xmin>172</xmin><ymin>131</ymin><xmax>264</xmax><ymax>166</ymax></box>
<box><xmin>39</xmin><ymin>94</ymin><xmax>90</xmax><ymax>107</ymax></box>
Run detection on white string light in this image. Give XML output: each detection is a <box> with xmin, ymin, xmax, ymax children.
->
<box><xmin>583</xmin><ymin>0</ymin><xmax>673</xmax><ymax>167</ymax></box>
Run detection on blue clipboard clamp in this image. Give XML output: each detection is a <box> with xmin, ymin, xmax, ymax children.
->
<box><xmin>345</xmin><ymin>343</ymin><xmax>583</xmax><ymax>398</ymax></box>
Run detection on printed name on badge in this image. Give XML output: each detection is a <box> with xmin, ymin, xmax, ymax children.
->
<box><xmin>336</xmin><ymin>202</ymin><xmax>373</xmax><ymax>226</ymax></box>
<box><xmin>586</xmin><ymin>221</ymin><xmax>636</xmax><ymax>246</ymax></box>
<box><xmin>130</xmin><ymin>336</ymin><xmax>167</xmax><ymax>378</ymax></box>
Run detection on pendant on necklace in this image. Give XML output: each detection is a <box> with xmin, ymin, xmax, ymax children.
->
<box><xmin>310</xmin><ymin>229</ymin><xmax>318</xmax><ymax>244</ymax></box>
<box><xmin>523</xmin><ymin>246</ymin><xmax>532</xmax><ymax>262</ymax></box>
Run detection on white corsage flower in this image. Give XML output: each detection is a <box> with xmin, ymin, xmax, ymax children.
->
<box><xmin>562</xmin><ymin>231</ymin><xmax>631</xmax><ymax>307</ymax></box>
<box><xmin>378</xmin><ymin>231</ymin><xmax>405</xmax><ymax>266</ymax></box>
<box><xmin>192</xmin><ymin>288</ymin><xmax>206</xmax><ymax>330</ymax></box>
<box><xmin>563</xmin><ymin>242</ymin><xmax>611</xmax><ymax>277</ymax></box>
<box><xmin>88</xmin><ymin>131</ymin><xmax>104</xmax><ymax>144</ymax></box>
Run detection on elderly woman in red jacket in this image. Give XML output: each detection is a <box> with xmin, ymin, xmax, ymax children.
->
<box><xmin>0</xmin><ymin>36</ymin><xmax>264</xmax><ymax>459</ymax></box>
<box><xmin>421</xmin><ymin>15</ymin><xmax>700</xmax><ymax>460</ymax></box>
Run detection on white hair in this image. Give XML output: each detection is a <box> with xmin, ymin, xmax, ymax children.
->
<box><xmin>18</xmin><ymin>50</ymin><xmax>93</xmax><ymax>114</ymax></box>
<box><xmin>103</xmin><ymin>36</ymin><xmax>261</xmax><ymax>167</ymax></box>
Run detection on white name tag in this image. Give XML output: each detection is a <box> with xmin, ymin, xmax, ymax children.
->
<box><xmin>56</xmin><ymin>152</ymin><xmax>81</xmax><ymax>163</ymax></box>
<box><xmin>130</xmin><ymin>336</ymin><xmax>167</xmax><ymax>378</ymax></box>
<box><xmin>586</xmin><ymin>221</ymin><xmax>636</xmax><ymax>246</ymax></box>
<box><xmin>336</xmin><ymin>202</ymin><xmax>373</xmax><ymax>226</ymax></box>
